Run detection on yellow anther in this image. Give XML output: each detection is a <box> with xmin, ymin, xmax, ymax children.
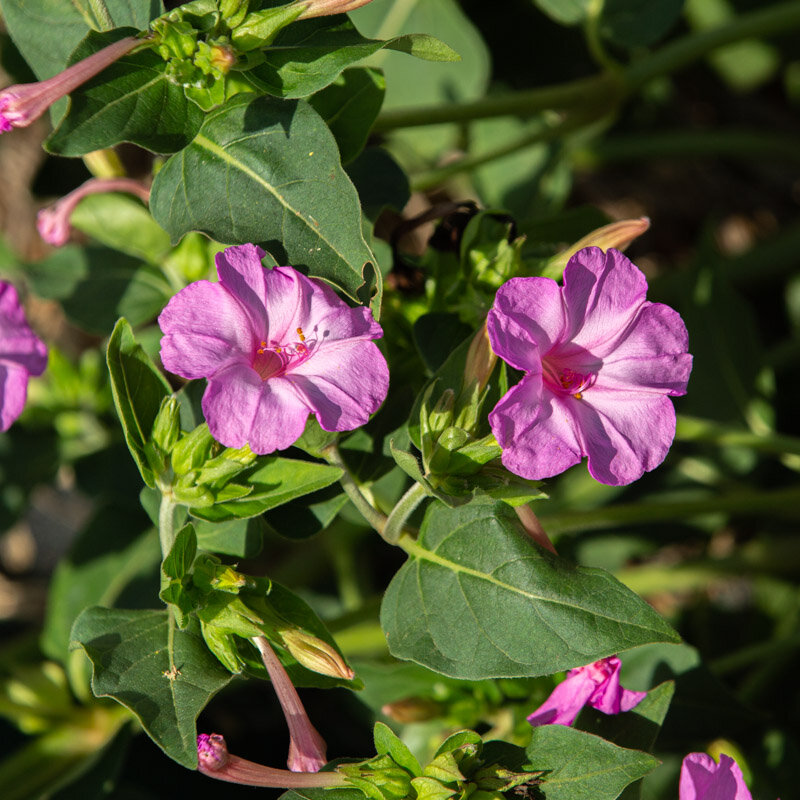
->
<box><xmin>574</xmin><ymin>392</ymin><xmax>583</xmax><ymax>400</ymax></box>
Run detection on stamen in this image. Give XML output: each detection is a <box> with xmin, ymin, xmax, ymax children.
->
<box><xmin>574</xmin><ymin>392</ymin><xmax>583</xmax><ymax>400</ymax></box>
<box><xmin>296</xmin><ymin>327</ymin><xmax>306</xmax><ymax>342</ymax></box>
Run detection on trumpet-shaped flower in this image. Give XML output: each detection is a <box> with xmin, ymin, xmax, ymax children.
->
<box><xmin>159</xmin><ymin>244</ymin><xmax>388</xmax><ymax>454</ymax></box>
<box><xmin>0</xmin><ymin>282</ymin><xmax>47</xmax><ymax>431</ymax></box>
<box><xmin>527</xmin><ymin>656</ymin><xmax>646</xmax><ymax>727</ymax></box>
<box><xmin>679</xmin><ymin>753</ymin><xmax>752</xmax><ymax>800</ymax></box>
<box><xmin>488</xmin><ymin>247</ymin><xmax>692</xmax><ymax>485</ymax></box>
<box><xmin>0</xmin><ymin>36</ymin><xmax>138</xmax><ymax>133</ymax></box>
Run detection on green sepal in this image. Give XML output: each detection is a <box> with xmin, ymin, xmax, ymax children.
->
<box><xmin>339</xmin><ymin>754</ymin><xmax>414</xmax><ymax>800</ymax></box>
<box><xmin>159</xmin><ymin>523</ymin><xmax>198</xmax><ymax>628</ymax></box>
<box><xmin>232</xmin><ymin>4</ymin><xmax>306</xmax><ymax>50</ymax></box>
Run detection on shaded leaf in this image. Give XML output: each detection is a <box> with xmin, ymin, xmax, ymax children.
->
<box><xmin>46</xmin><ymin>30</ymin><xmax>203</xmax><ymax>156</ymax></box>
<box><xmin>71</xmin><ymin>607</ymin><xmax>232</xmax><ymax>768</ymax></box>
<box><xmin>107</xmin><ymin>319</ymin><xmax>172</xmax><ymax>488</ymax></box>
<box><xmin>381</xmin><ymin>502</ymin><xmax>679</xmax><ymax>679</ymax></box>
<box><xmin>526</xmin><ymin>725</ymin><xmax>658</xmax><ymax>800</ymax></box>
<box><xmin>150</xmin><ymin>94</ymin><xmax>377</xmax><ymax>302</ymax></box>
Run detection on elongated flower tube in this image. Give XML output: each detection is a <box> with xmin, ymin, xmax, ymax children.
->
<box><xmin>679</xmin><ymin>753</ymin><xmax>753</xmax><ymax>800</ymax></box>
<box><xmin>0</xmin><ymin>282</ymin><xmax>47</xmax><ymax>431</ymax></box>
<box><xmin>297</xmin><ymin>0</ymin><xmax>375</xmax><ymax>18</ymax></box>
<box><xmin>197</xmin><ymin>733</ymin><xmax>347</xmax><ymax>788</ymax></box>
<box><xmin>0</xmin><ymin>36</ymin><xmax>139</xmax><ymax>133</ymax></box>
<box><xmin>252</xmin><ymin>636</ymin><xmax>328</xmax><ymax>772</ymax></box>
<box><xmin>159</xmin><ymin>244</ymin><xmax>389</xmax><ymax>455</ymax></box>
<box><xmin>37</xmin><ymin>177</ymin><xmax>150</xmax><ymax>247</ymax></box>
<box><xmin>527</xmin><ymin>656</ymin><xmax>646</xmax><ymax>727</ymax></box>
<box><xmin>488</xmin><ymin>246</ymin><xmax>692</xmax><ymax>485</ymax></box>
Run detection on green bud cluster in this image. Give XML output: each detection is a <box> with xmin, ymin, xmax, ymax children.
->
<box><xmin>339</xmin><ymin>725</ymin><xmax>543</xmax><ymax>800</ymax></box>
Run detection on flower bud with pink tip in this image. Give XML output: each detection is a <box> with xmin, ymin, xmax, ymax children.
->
<box><xmin>297</xmin><ymin>0</ymin><xmax>375</xmax><ymax>19</ymax></box>
<box><xmin>37</xmin><ymin>177</ymin><xmax>150</xmax><ymax>247</ymax></box>
<box><xmin>0</xmin><ymin>36</ymin><xmax>140</xmax><ymax>133</ymax></box>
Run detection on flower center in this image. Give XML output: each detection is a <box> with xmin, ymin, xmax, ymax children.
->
<box><xmin>542</xmin><ymin>358</ymin><xmax>596</xmax><ymax>400</ymax></box>
<box><xmin>252</xmin><ymin>327</ymin><xmax>312</xmax><ymax>381</ymax></box>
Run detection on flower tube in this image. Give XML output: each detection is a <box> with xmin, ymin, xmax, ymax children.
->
<box><xmin>0</xmin><ymin>36</ymin><xmax>139</xmax><ymax>133</ymax></box>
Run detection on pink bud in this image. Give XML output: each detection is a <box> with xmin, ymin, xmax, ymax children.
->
<box><xmin>37</xmin><ymin>177</ymin><xmax>150</xmax><ymax>247</ymax></box>
<box><xmin>297</xmin><ymin>0</ymin><xmax>375</xmax><ymax>19</ymax></box>
<box><xmin>0</xmin><ymin>36</ymin><xmax>139</xmax><ymax>133</ymax></box>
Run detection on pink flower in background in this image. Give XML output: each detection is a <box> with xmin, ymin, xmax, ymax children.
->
<box><xmin>488</xmin><ymin>246</ymin><xmax>692</xmax><ymax>485</ymax></box>
<box><xmin>0</xmin><ymin>36</ymin><xmax>138</xmax><ymax>133</ymax></box>
<box><xmin>0</xmin><ymin>282</ymin><xmax>47</xmax><ymax>431</ymax></box>
<box><xmin>527</xmin><ymin>656</ymin><xmax>646</xmax><ymax>727</ymax></box>
<box><xmin>159</xmin><ymin>244</ymin><xmax>389</xmax><ymax>454</ymax></box>
<box><xmin>37</xmin><ymin>177</ymin><xmax>150</xmax><ymax>247</ymax></box>
<box><xmin>680</xmin><ymin>753</ymin><xmax>752</xmax><ymax>800</ymax></box>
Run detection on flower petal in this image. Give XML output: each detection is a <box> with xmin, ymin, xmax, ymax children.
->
<box><xmin>489</xmin><ymin>375</ymin><xmax>584</xmax><ymax>480</ymax></box>
<box><xmin>563</xmin><ymin>248</ymin><xmax>648</xmax><ymax>356</ymax></box>
<box><xmin>215</xmin><ymin>244</ymin><xmax>270</xmax><ymax>334</ymax></box>
<box><xmin>0</xmin><ymin>362</ymin><xmax>32</xmax><ymax>431</ymax></box>
<box><xmin>289</xmin><ymin>340</ymin><xmax>389</xmax><ymax>431</ymax></box>
<box><xmin>679</xmin><ymin>753</ymin><xmax>752</xmax><ymax>800</ymax></box>
<box><xmin>527</xmin><ymin>669</ymin><xmax>600</xmax><ymax>727</ymax></box>
<box><xmin>488</xmin><ymin>277</ymin><xmax>566</xmax><ymax>370</ymax></box>
<box><xmin>159</xmin><ymin>280</ymin><xmax>253</xmax><ymax>379</ymax></box>
<box><xmin>0</xmin><ymin>283</ymin><xmax>47</xmax><ymax>376</ymax></box>
<box><xmin>283</xmin><ymin>270</ymin><xmax>383</xmax><ymax>344</ymax></box>
<box><xmin>588</xmin><ymin>658</ymin><xmax>646</xmax><ymax>715</ymax></box>
<box><xmin>203</xmin><ymin>363</ymin><xmax>309</xmax><ymax>454</ymax></box>
<box><xmin>573</xmin><ymin>388</ymin><xmax>677</xmax><ymax>485</ymax></box>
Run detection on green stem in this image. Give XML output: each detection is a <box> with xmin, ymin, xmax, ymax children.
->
<box><xmin>372</xmin><ymin>73</ymin><xmax>621</xmax><ymax>131</ymax></box>
<box><xmin>382</xmin><ymin>481</ymin><xmax>428</xmax><ymax>545</ymax></box>
<box><xmin>322</xmin><ymin>444</ymin><xmax>389</xmax><ymax>539</ymax></box>
<box><xmin>539</xmin><ymin>486</ymin><xmax>800</xmax><ymax>535</ymax></box>
<box><xmin>411</xmin><ymin>107</ymin><xmax>610</xmax><ymax>192</ymax></box>
<box><xmin>675</xmin><ymin>415</ymin><xmax>800</xmax><ymax>458</ymax></box>
<box><xmin>158</xmin><ymin>491</ymin><xmax>179</xmax><ymax>558</ymax></box>
<box><xmin>373</xmin><ymin>0</ymin><xmax>800</xmax><ymax>131</ymax></box>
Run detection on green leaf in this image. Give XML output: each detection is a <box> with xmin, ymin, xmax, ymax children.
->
<box><xmin>374</xmin><ymin>721</ymin><xmax>422</xmax><ymax>778</ymax></box>
<box><xmin>189</xmin><ymin>456</ymin><xmax>343</xmax><ymax>521</ymax></box>
<box><xmin>107</xmin><ymin>318</ymin><xmax>172</xmax><ymax>488</ymax></box>
<box><xmin>577</xmin><ymin>681</ymin><xmax>675</xmax><ymax>800</ymax></box>
<box><xmin>526</xmin><ymin>725</ymin><xmax>658</xmax><ymax>800</ymax></box>
<box><xmin>150</xmin><ymin>94</ymin><xmax>378</xmax><ymax>302</ymax></box>
<box><xmin>309</xmin><ymin>67</ymin><xmax>385</xmax><ymax>165</ymax></box>
<box><xmin>245</xmin><ymin>15</ymin><xmax>458</xmax><ymax>100</ymax></box>
<box><xmin>45</xmin><ymin>30</ymin><xmax>204</xmax><ymax>156</ymax></box>
<box><xmin>0</xmin><ymin>0</ymin><xmax>163</xmax><ymax>80</ymax></box>
<box><xmin>41</xmin><ymin>506</ymin><xmax>160</xmax><ymax>665</ymax></box>
<box><xmin>381</xmin><ymin>502</ymin><xmax>679</xmax><ymax>679</ymax></box>
<box><xmin>160</xmin><ymin>524</ymin><xmax>197</xmax><ymax>627</ymax></box>
<box><xmin>24</xmin><ymin>245</ymin><xmax>172</xmax><ymax>334</ymax></box>
<box><xmin>529</xmin><ymin>0</ymin><xmax>591</xmax><ymax>26</ymax></box>
<box><xmin>69</xmin><ymin>193</ymin><xmax>172</xmax><ymax>264</ymax></box>
<box><xmin>193</xmin><ymin>516</ymin><xmax>265</xmax><ymax>557</ymax></box>
<box><xmin>280</xmin><ymin>788</ymin><xmax>364</xmax><ymax>800</ymax></box>
<box><xmin>600</xmin><ymin>0</ymin><xmax>684</xmax><ymax>47</ymax></box>
<box><xmin>71</xmin><ymin>607</ymin><xmax>232</xmax><ymax>768</ymax></box>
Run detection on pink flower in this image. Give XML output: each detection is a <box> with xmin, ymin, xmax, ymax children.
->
<box><xmin>37</xmin><ymin>177</ymin><xmax>150</xmax><ymax>247</ymax></box>
<box><xmin>0</xmin><ymin>282</ymin><xmax>47</xmax><ymax>431</ymax></box>
<box><xmin>680</xmin><ymin>753</ymin><xmax>752</xmax><ymax>800</ymax></box>
<box><xmin>488</xmin><ymin>247</ymin><xmax>692</xmax><ymax>485</ymax></box>
<box><xmin>252</xmin><ymin>636</ymin><xmax>327</xmax><ymax>772</ymax></box>
<box><xmin>527</xmin><ymin>656</ymin><xmax>646</xmax><ymax>727</ymax></box>
<box><xmin>159</xmin><ymin>244</ymin><xmax>389</xmax><ymax>454</ymax></box>
<box><xmin>0</xmin><ymin>37</ymin><xmax>139</xmax><ymax>133</ymax></box>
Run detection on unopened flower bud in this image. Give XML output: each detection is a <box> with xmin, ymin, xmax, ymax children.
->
<box><xmin>542</xmin><ymin>217</ymin><xmax>650</xmax><ymax>279</ymax></box>
<box><xmin>37</xmin><ymin>177</ymin><xmax>150</xmax><ymax>247</ymax></box>
<box><xmin>281</xmin><ymin>629</ymin><xmax>354</xmax><ymax>681</ymax></box>
<box><xmin>198</xmin><ymin>733</ymin><xmax>229</xmax><ymax>771</ymax></box>
<box><xmin>209</xmin><ymin>44</ymin><xmax>237</xmax><ymax>74</ymax></box>
<box><xmin>297</xmin><ymin>0</ymin><xmax>375</xmax><ymax>19</ymax></box>
<box><xmin>381</xmin><ymin>697</ymin><xmax>443</xmax><ymax>723</ymax></box>
<box><xmin>464</xmin><ymin>322</ymin><xmax>496</xmax><ymax>396</ymax></box>
<box><xmin>0</xmin><ymin>37</ymin><xmax>139</xmax><ymax>133</ymax></box>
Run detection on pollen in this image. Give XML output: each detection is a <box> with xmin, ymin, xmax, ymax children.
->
<box><xmin>574</xmin><ymin>392</ymin><xmax>583</xmax><ymax>400</ymax></box>
<box><xmin>296</xmin><ymin>327</ymin><xmax>306</xmax><ymax>342</ymax></box>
